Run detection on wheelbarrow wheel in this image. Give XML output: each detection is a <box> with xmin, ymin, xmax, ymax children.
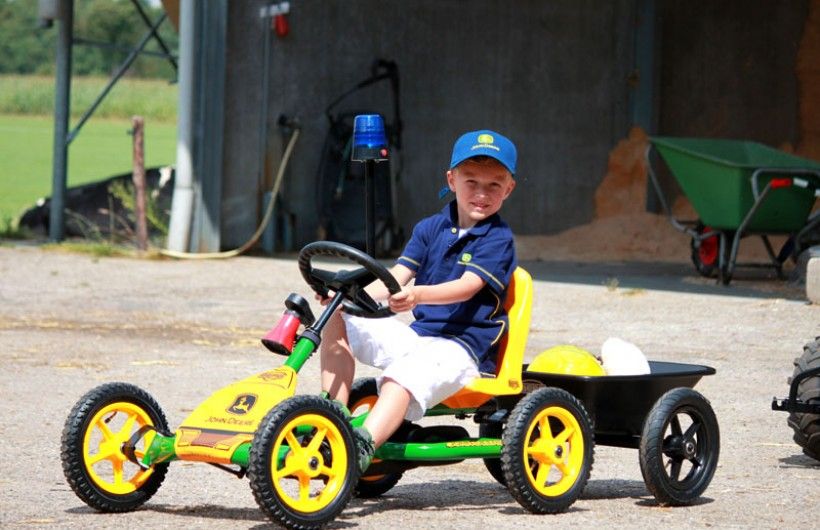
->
<box><xmin>690</xmin><ymin>224</ymin><xmax>727</xmax><ymax>279</ymax></box>
<box><xmin>347</xmin><ymin>377</ymin><xmax>404</xmax><ymax>498</ymax></box>
<box><xmin>639</xmin><ymin>387</ymin><xmax>720</xmax><ymax>505</ymax></box>
<box><xmin>61</xmin><ymin>382</ymin><xmax>170</xmax><ymax>513</ymax></box>
<box><xmin>786</xmin><ymin>338</ymin><xmax>820</xmax><ymax>461</ymax></box>
<box><xmin>249</xmin><ymin>395</ymin><xmax>358</xmax><ymax>529</ymax></box>
<box><xmin>501</xmin><ymin>387</ymin><xmax>594</xmax><ymax>513</ymax></box>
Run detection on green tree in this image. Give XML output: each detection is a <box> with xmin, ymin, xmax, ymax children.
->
<box><xmin>0</xmin><ymin>0</ymin><xmax>177</xmax><ymax>79</ymax></box>
<box><xmin>0</xmin><ymin>0</ymin><xmax>57</xmax><ymax>74</ymax></box>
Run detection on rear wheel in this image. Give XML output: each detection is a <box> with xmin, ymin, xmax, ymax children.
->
<box><xmin>61</xmin><ymin>382</ymin><xmax>170</xmax><ymax>512</ymax></box>
<box><xmin>348</xmin><ymin>377</ymin><xmax>403</xmax><ymax>498</ymax></box>
<box><xmin>639</xmin><ymin>388</ymin><xmax>720</xmax><ymax>505</ymax></box>
<box><xmin>787</xmin><ymin>338</ymin><xmax>820</xmax><ymax>461</ymax></box>
<box><xmin>501</xmin><ymin>387</ymin><xmax>593</xmax><ymax>513</ymax></box>
<box><xmin>249</xmin><ymin>395</ymin><xmax>357</xmax><ymax>529</ymax></box>
<box><xmin>478</xmin><ymin>422</ymin><xmax>506</xmax><ymax>486</ymax></box>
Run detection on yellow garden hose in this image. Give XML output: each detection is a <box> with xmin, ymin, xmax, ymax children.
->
<box><xmin>160</xmin><ymin>127</ymin><xmax>300</xmax><ymax>259</ymax></box>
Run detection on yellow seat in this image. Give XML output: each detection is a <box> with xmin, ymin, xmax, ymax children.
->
<box><xmin>440</xmin><ymin>267</ymin><xmax>533</xmax><ymax>409</ymax></box>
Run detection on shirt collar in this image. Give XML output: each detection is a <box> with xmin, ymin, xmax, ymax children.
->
<box><xmin>441</xmin><ymin>200</ymin><xmax>495</xmax><ymax>237</ymax></box>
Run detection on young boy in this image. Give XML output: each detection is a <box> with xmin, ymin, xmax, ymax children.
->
<box><xmin>320</xmin><ymin>129</ymin><xmax>518</xmax><ymax>472</ymax></box>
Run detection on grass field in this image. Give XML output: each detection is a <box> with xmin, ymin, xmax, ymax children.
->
<box><xmin>0</xmin><ymin>114</ymin><xmax>177</xmax><ymax>220</ymax></box>
<box><xmin>0</xmin><ymin>75</ymin><xmax>178</xmax><ymax>222</ymax></box>
<box><xmin>0</xmin><ymin>75</ymin><xmax>177</xmax><ymax>123</ymax></box>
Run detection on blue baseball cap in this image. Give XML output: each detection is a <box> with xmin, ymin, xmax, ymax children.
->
<box><xmin>449</xmin><ymin>129</ymin><xmax>517</xmax><ymax>176</ymax></box>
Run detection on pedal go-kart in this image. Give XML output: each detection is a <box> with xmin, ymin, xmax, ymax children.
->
<box><xmin>61</xmin><ymin>241</ymin><xmax>720</xmax><ymax>529</ymax></box>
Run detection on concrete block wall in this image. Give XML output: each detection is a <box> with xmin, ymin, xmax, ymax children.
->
<box><xmin>220</xmin><ymin>0</ymin><xmax>807</xmax><ymax>251</ymax></box>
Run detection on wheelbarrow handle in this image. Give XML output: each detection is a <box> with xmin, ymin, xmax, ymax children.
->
<box><xmin>750</xmin><ymin>168</ymin><xmax>820</xmax><ymax>199</ymax></box>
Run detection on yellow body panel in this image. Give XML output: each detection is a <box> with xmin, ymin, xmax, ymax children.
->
<box><xmin>442</xmin><ymin>267</ymin><xmax>533</xmax><ymax>408</ymax></box>
<box><xmin>174</xmin><ymin>366</ymin><xmax>297</xmax><ymax>463</ymax></box>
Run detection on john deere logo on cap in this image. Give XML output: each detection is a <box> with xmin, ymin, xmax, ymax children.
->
<box><xmin>461</xmin><ymin>252</ymin><xmax>472</xmax><ymax>263</ymax></box>
<box><xmin>477</xmin><ymin>134</ymin><xmax>494</xmax><ymax>144</ymax></box>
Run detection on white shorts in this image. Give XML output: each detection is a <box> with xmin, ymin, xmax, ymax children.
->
<box><xmin>343</xmin><ymin>314</ymin><xmax>480</xmax><ymax>421</ymax></box>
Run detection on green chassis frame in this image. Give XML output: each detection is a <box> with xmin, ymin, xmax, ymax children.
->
<box><xmin>140</xmin><ymin>301</ymin><xmax>507</xmax><ymax>473</ymax></box>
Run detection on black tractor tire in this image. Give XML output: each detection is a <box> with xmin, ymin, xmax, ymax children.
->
<box><xmin>639</xmin><ymin>387</ymin><xmax>720</xmax><ymax>506</ymax></box>
<box><xmin>348</xmin><ymin>377</ymin><xmax>404</xmax><ymax>498</ymax></box>
<box><xmin>787</xmin><ymin>338</ymin><xmax>820</xmax><ymax>461</ymax></box>
<box><xmin>61</xmin><ymin>382</ymin><xmax>170</xmax><ymax>512</ymax></box>
<box><xmin>501</xmin><ymin>387</ymin><xmax>594</xmax><ymax>514</ymax></box>
<box><xmin>478</xmin><ymin>421</ymin><xmax>506</xmax><ymax>486</ymax></box>
<box><xmin>249</xmin><ymin>395</ymin><xmax>358</xmax><ymax>530</ymax></box>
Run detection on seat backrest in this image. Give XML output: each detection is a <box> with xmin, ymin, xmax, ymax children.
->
<box><xmin>464</xmin><ymin>266</ymin><xmax>533</xmax><ymax>395</ymax></box>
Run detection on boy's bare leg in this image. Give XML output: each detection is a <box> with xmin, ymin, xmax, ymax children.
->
<box><xmin>363</xmin><ymin>378</ymin><xmax>412</xmax><ymax>447</ymax></box>
<box><xmin>320</xmin><ymin>310</ymin><xmax>355</xmax><ymax>404</ymax></box>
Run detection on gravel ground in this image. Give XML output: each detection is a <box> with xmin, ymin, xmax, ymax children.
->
<box><xmin>0</xmin><ymin>245</ymin><xmax>817</xmax><ymax>529</ymax></box>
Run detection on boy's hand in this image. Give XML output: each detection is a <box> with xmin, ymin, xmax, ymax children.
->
<box><xmin>315</xmin><ymin>292</ymin><xmax>333</xmax><ymax>306</ymax></box>
<box><xmin>388</xmin><ymin>286</ymin><xmax>419</xmax><ymax>312</ymax></box>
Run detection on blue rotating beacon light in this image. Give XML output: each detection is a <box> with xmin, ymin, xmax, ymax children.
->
<box><xmin>351</xmin><ymin>114</ymin><xmax>389</xmax><ymax>256</ymax></box>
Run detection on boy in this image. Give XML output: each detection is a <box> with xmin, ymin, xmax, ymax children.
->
<box><xmin>320</xmin><ymin>129</ymin><xmax>518</xmax><ymax>472</ymax></box>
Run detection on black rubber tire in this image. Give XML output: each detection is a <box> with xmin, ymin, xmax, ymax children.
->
<box><xmin>787</xmin><ymin>338</ymin><xmax>820</xmax><ymax>461</ymax></box>
<box><xmin>639</xmin><ymin>387</ymin><xmax>720</xmax><ymax>506</ymax></box>
<box><xmin>478</xmin><ymin>422</ymin><xmax>506</xmax><ymax>486</ymax></box>
<box><xmin>348</xmin><ymin>377</ymin><xmax>403</xmax><ymax>498</ymax></box>
<box><xmin>60</xmin><ymin>382</ymin><xmax>170</xmax><ymax>512</ymax></box>
<box><xmin>501</xmin><ymin>387</ymin><xmax>594</xmax><ymax>514</ymax></box>
<box><xmin>248</xmin><ymin>395</ymin><xmax>357</xmax><ymax>530</ymax></box>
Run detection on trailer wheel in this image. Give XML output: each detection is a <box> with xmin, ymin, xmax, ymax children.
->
<box><xmin>61</xmin><ymin>383</ymin><xmax>170</xmax><ymax>512</ymax></box>
<box><xmin>478</xmin><ymin>422</ymin><xmax>506</xmax><ymax>486</ymax></box>
<box><xmin>787</xmin><ymin>338</ymin><xmax>820</xmax><ymax>461</ymax></box>
<box><xmin>347</xmin><ymin>377</ymin><xmax>404</xmax><ymax>497</ymax></box>
<box><xmin>249</xmin><ymin>395</ymin><xmax>357</xmax><ymax>529</ymax></box>
<box><xmin>501</xmin><ymin>388</ymin><xmax>593</xmax><ymax>513</ymax></box>
<box><xmin>639</xmin><ymin>388</ymin><xmax>719</xmax><ymax>505</ymax></box>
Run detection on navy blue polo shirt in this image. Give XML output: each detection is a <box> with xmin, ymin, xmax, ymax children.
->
<box><xmin>396</xmin><ymin>200</ymin><xmax>517</xmax><ymax>373</ymax></box>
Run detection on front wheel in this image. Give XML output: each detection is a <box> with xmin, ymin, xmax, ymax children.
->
<box><xmin>501</xmin><ymin>387</ymin><xmax>594</xmax><ymax>513</ymax></box>
<box><xmin>60</xmin><ymin>382</ymin><xmax>170</xmax><ymax>512</ymax></box>
<box><xmin>248</xmin><ymin>395</ymin><xmax>357</xmax><ymax>529</ymax></box>
<box><xmin>639</xmin><ymin>387</ymin><xmax>720</xmax><ymax>505</ymax></box>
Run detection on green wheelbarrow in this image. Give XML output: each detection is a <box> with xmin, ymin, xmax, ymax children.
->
<box><xmin>647</xmin><ymin>137</ymin><xmax>820</xmax><ymax>284</ymax></box>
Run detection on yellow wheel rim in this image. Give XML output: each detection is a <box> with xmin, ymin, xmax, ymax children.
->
<box><xmin>523</xmin><ymin>405</ymin><xmax>585</xmax><ymax>496</ymax></box>
<box><xmin>82</xmin><ymin>402</ymin><xmax>156</xmax><ymax>495</ymax></box>
<box><xmin>271</xmin><ymin>413</ymin><xmax>349</xmax><ymax>513</ymax></box>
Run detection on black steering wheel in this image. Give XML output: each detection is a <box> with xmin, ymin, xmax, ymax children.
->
<box><xmin>298</xmin><ymin>241</ymin><xmax>401</xmax><ymax>318</ymax></box>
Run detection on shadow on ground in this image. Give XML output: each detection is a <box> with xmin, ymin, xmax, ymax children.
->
<box><xmin>521</xmin><ymin>259</ymin><xmax>807</xmax><ymax>300</ymax></box>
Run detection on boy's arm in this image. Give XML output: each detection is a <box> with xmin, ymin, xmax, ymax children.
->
<box><xmin>389</xmin><ymin>271</ymin><xmax>485</xmax><ymax>313</ymax></box>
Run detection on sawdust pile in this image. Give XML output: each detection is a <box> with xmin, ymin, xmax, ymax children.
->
<box><xmin>517</xmin><ymin>127</ymin><xmax>697</xmax><ymax>263</ymax></box>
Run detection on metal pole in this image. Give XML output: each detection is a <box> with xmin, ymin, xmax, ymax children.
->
<box><xmin>49</xmin><ymin>0</ymin><xmax>73</xmax><ymax>241</ymax></box>
<box><xmin>166</xmin><ymin>0</ymin><xmax>196</xmax><ymax>252</ymax></box>
<box><xmin>365</xmin><ymin>159</ymin><xmax>376</xmax><ymax>257</ymax></box>
<box><xmin>128</xmin><ymin>0</ymin><xmax>178</xmax><ymax>72</ymax></box>
<box><xmin>632</xmin><ymin>0</ymin><xmax>662</xmax><ymax>213</ymax></box>
<box><xmin>67</xmin><ymin>14</ymin><xmax>166</xmax><ymax>145</ymax></box>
